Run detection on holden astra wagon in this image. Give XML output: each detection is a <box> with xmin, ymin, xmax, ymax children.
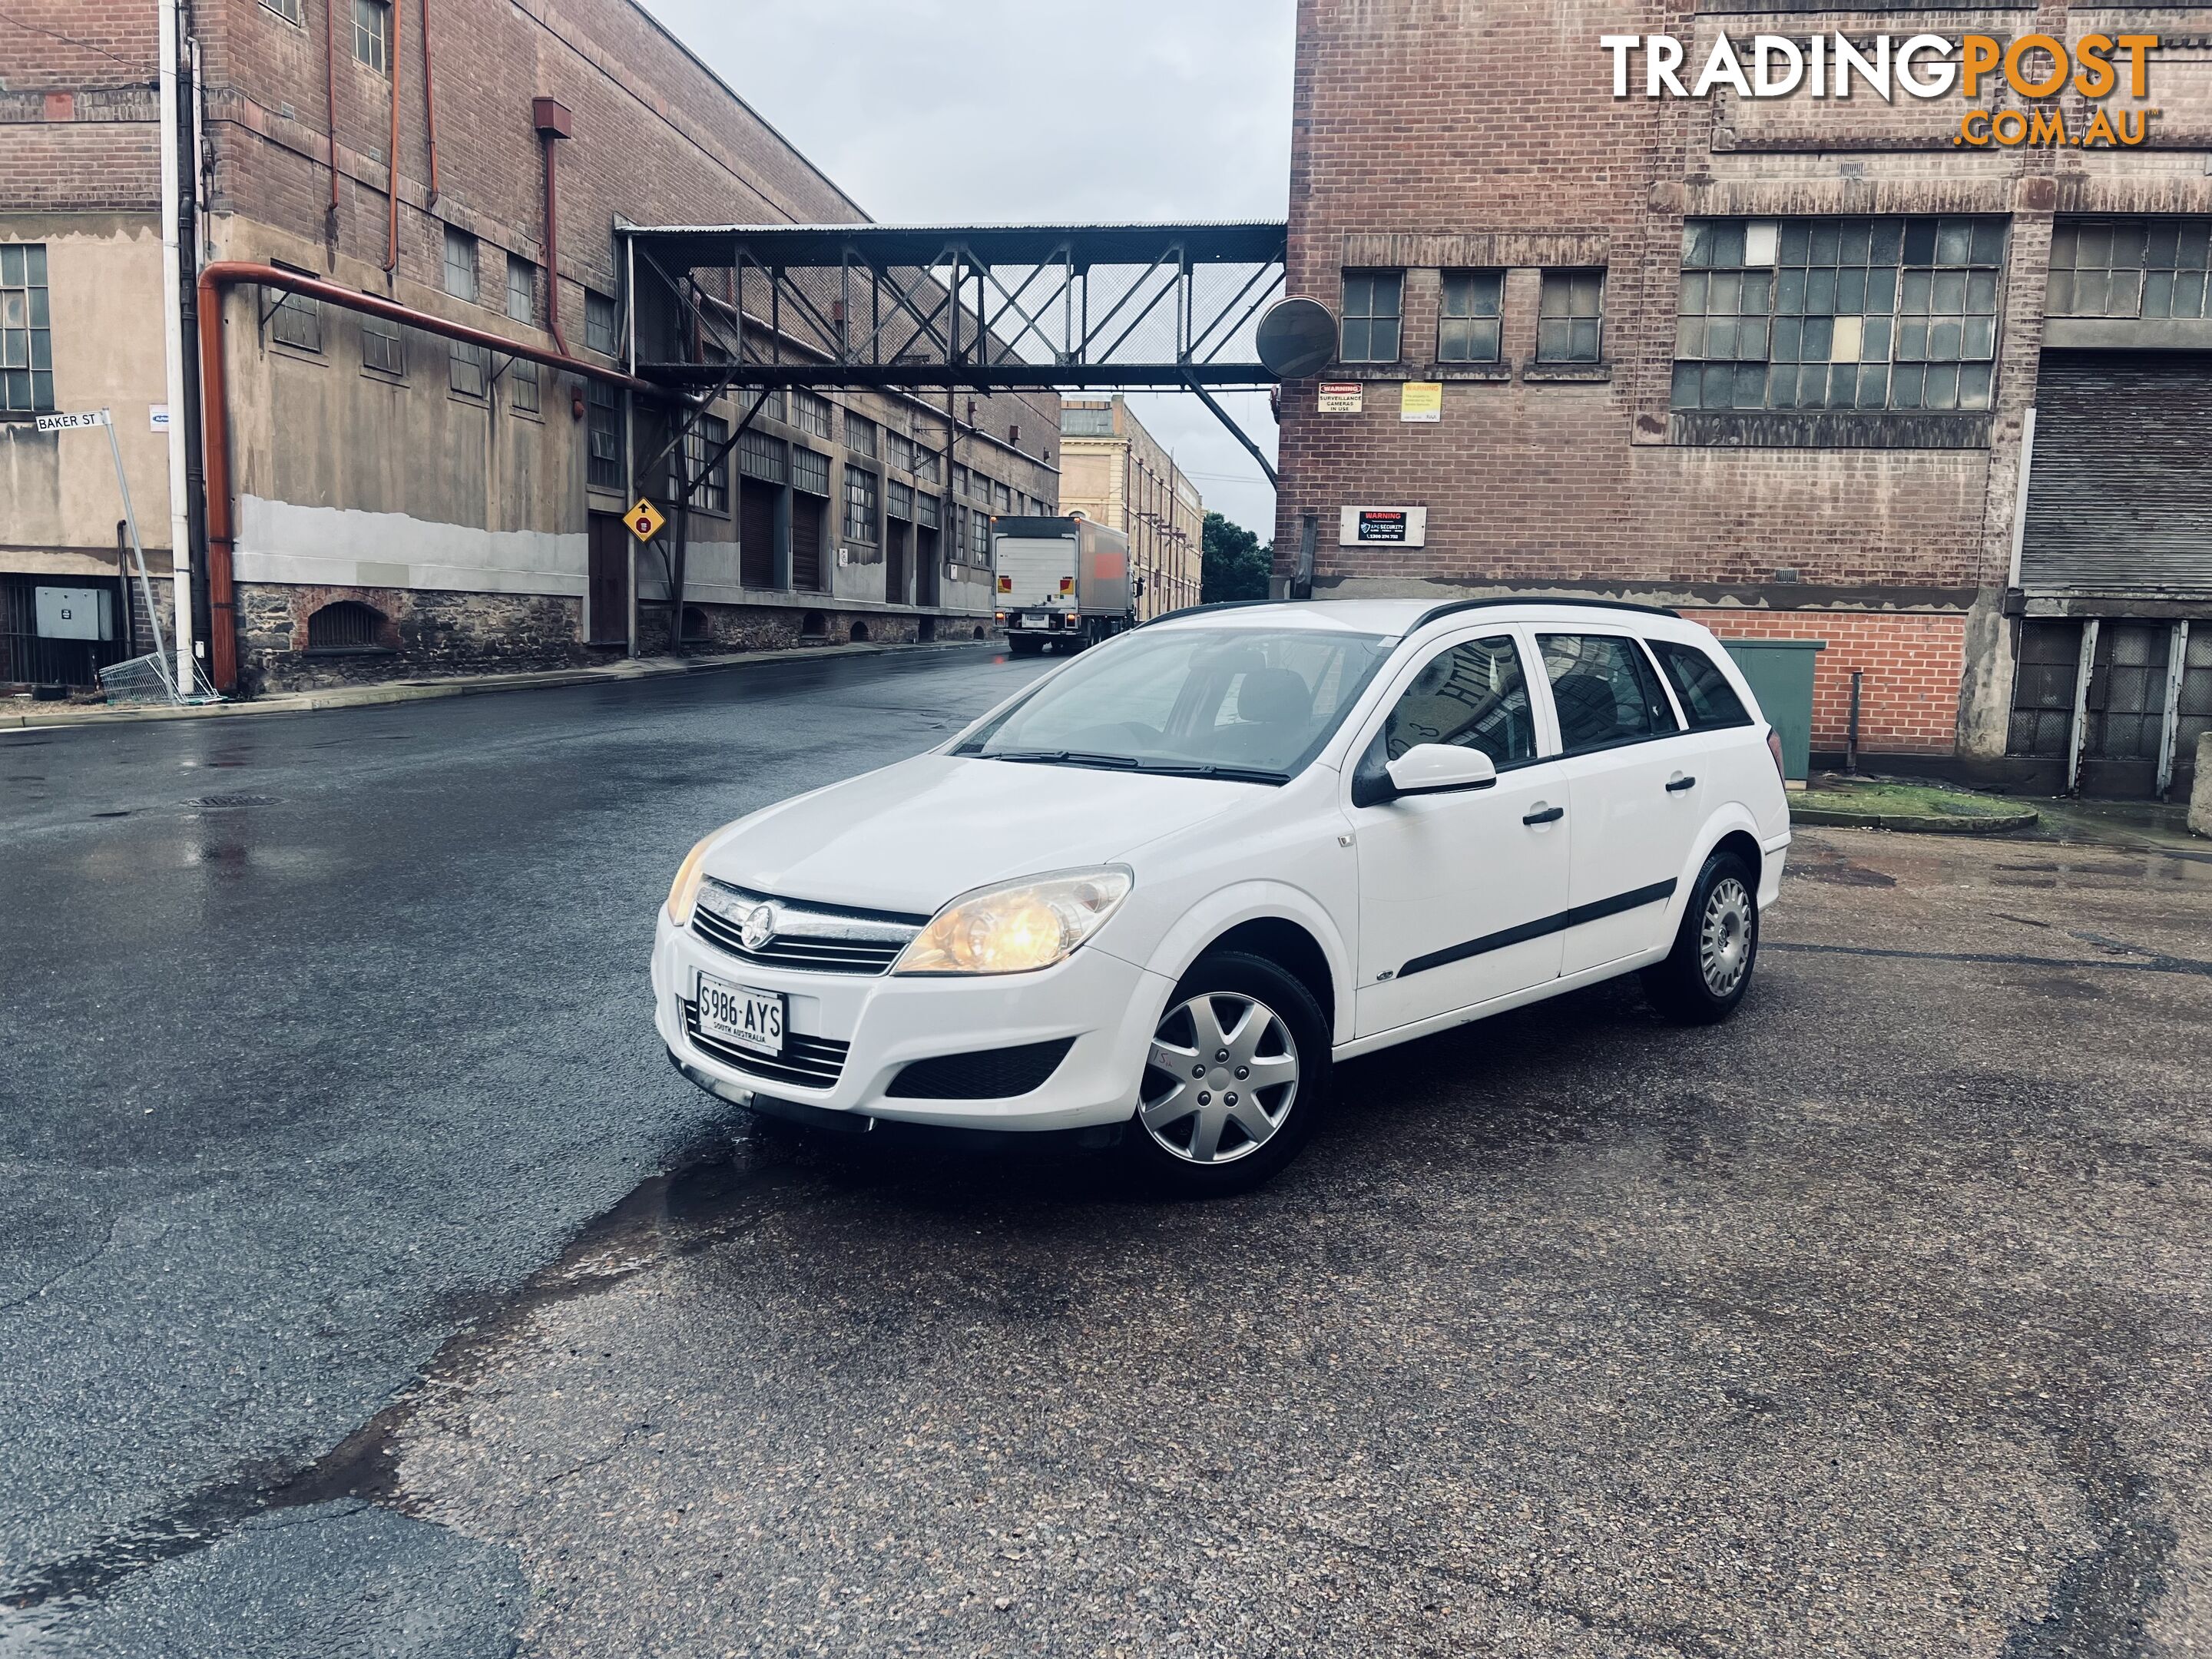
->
<box><xmin>654</xmin><ymin>599</ymin><xmax>1790</xmax><ymax>1194</ymax></box>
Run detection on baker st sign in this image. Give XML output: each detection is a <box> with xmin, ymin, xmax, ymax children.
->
<box><xmin>1601</xmin><ymin>31</ymin><xmax>2166</xmax><ymax>148</ymax></box>
<box><xmin>1339</xmin><ymin>507</ymin><xmax>1429</xmax><ymax>548</ymax></box>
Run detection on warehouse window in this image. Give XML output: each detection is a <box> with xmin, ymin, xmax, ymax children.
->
<box><xmin>1672</xmin><ymin>217</ymin><xmax>2005</xmax><ymax>412</ymax></box>
<box><xmin>269</xmin><ymin>264</ymin><xmax>321</xmax><ymax>353</ymax></box>
<box><xmin>262</xmin><ymin>0</ymin><xmax>304</xmax><ymax>25</ymax></box>
<box><xmin>843</xmin><ymin>464</ymin><xmax>879</xmax><ymax>545</ymax></box>
<box><xmin>687</xmin><ymin>415</ymin><xmax>729</xmax><ymax>514</ymax></box>
<box><xmin>448</xmin><ymin>340</ymin><xmax>488</xmax><ymax>399</ymax></box>
<box><xmin>442</xmin><ymin>226</ymin><xmax>477</xmax><ymax>303</ymax></box>
<box><xmin>969</xmin><ymin>505</ymin><xmax>991</xmax><ymax>564</ymax></box>
<box><xmin>353</xmin><ymin>0</ymin><xmax>389</xmax><ymax>73</ymax></box>
<box><xmin>844</xmin><ymin>412</ymin><xmax>876</xmax><ymax>459</ymax></box>
<box><xmin>360</xmin><ymin>313</ymin><xmax>402</xmax><ymax>376</ymax></box>
<box><xmin>995</xmin><ymin>479</ymin><xmax>1012</xmax><ymax>513</ymax></box>
<box><xmin>745</xmin><ymin>387</ymin><xmax>785</xmax><ymax>425</ymax></box>
<box><xmin>909</xmin><ymin>446</ymin><xmax>938</xmax><ymax>485</ymax></box>
<box><xmin>790</xmin><ymin>390</ymin><xmax>831</xmax><ymax>439</ymax></box>
<box><xmin>1339</xmin><ymin>271</ymin><xmax>1402</xmax><ymax>363</ymax></box>
<box><xmin>1536</xmin><ymin>270</ymin><xmax>1604</xmax><ymax>363</ymax></box>
<box><xmin>505</xmin><ymin>253</ymin><xmax>535</xmax><ymax>325</ymax></box>
<box><xmin>1</xmin><ymin>243</ymin><xmax>55</xmax><ymax>412</ymax></box>
<box><xmin>791</xmin><ymin>446</ymin><xmax>830</xmax><ymax>498</ymax></box>
<box><xmin>1437</xmin><ymin>271</ymin><xmax>1504</xmax><ymax>363</ymax></box>
<box><xmin>2049</xmin><ymin>219</ymin><xmax>2212</xmax><ymax>320</ymax></box>
<box><xmin>508</xmin><ymin>360</ymin><xmax>539</xmax><ymax>416</ymax></box>
<box><xmin>585</xmin><ymin>379</ymin><xmax>621</xmax><ymax>491</ymax></box>
<box><xmin>584</xmin><ymin>290</ymin><xmax>618</xmax><ymax>356</ymax></box>
<box><xmin>737</xmin><ymin>428</ymin><xmax>786</xmax><ymax>484</ymax></box>
<box><xmin>1061</xmin><ymin>403</ymin><xmax>1114</xmax><ymax>435</ymax></box>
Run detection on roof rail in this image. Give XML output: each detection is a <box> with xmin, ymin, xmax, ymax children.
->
<box><xmin>1139</xmin><ymin>599</ymin><xmax>1283</xmax><ymax>628</ymax></box>
<box><xmin>1415</xmin><ymin>595</ymin><xmax>1681</xmax><ymax>628</ymax></box>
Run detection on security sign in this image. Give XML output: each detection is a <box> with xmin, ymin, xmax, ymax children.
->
<box><xmin>626</xmin><ymin>497</ymin><xmax>666</xmax><ymax>542</ymax></box>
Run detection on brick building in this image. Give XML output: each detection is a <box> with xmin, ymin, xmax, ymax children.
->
<box><xmin>1058</xmin><ymin>396</ymin><xmax>1204</xmax><ymax>621</ymax></box>
<box><xmin>1277</xmin><ymin>0</ymin><xmax>2212</xmax><ymax>797</ymax></box>
<box><xmin>1</xmin><ymin>0</ymin><xmax>1058</xmax><ymax>694</ymax></box>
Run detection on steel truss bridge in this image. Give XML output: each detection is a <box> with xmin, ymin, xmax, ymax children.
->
<box><xmin>618</xmin><ymin>220</ymin><xmax>1290</xmax><ymax>492</ymax></box>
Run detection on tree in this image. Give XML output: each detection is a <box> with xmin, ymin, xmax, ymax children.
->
<box><xmin>1201</xmin><ymin>512</ymin><xmax>1273</xmax><ymax>604</ymax></box>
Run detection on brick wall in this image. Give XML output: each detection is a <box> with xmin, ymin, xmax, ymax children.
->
<box><xmin>1275</xmin><ymin>0</ymin><xmax>2212</xmax><ymax>761</ymax></box>
<box><xmin>1690</xmin><ymin>610</ymin><xmax>1969</xmax><ymax>756</ymax></box>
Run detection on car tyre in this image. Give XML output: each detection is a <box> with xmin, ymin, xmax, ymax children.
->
<box><xmin>1642</xmin><ymin>849</ymin><xmax>1760</xmax><ymax>1025</ymax></box>
<box><xmin>1125</xmin><ymin>950</ymin><xmax>1332</xmax><ymax>1197</ymax></box>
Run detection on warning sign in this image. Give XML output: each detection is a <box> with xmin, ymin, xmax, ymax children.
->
<box><xmin>1317</xmin><ymin>382</ymin><xmax>1363</xmax><ymax>413</ymax></box>
<box><xmin>626</xmin><ymin>498</ymin><xmax>666</xmax><ymax>542</ymax></box>
<box><xmin>1399</xmin><ymin>382</ymin><xmax>1442</xmax><ymax>422</ymax></box>
<box><xmin>1338</xmin><ymin>506</ymin><xmax>1429</xmax><ymax>548</ymax></box>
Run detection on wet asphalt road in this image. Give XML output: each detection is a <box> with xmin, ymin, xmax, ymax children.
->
<box><xmin>7</xmin><ymin>649</ymin><xmax>2212</xmax><ymax>1657</ymax></box>
<box><xmin>0</xmin><ymin>644</ymin><xmax>1045</xmax><ymax>1654</ymax></box>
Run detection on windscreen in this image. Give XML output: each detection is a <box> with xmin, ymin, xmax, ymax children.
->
<box><xmin>955</xmin><ymin>626</ymin><xmax>1394</xmax><ymax>781</ymax></box>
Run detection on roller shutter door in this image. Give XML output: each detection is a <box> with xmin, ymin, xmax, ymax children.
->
<box><xmin>739</xmin><ymin>479</ymin><xmax>777</xmax><ymax>589</ymax></box>
<box><xmin>790</xmin><ymin>493</ymin><xmax>824</xmax><ymax>592</ymax></box>
<box><xmin>2021</xmin><ymin>352</ymin><xmax>2212</xmax><ymax>597</ymax></box>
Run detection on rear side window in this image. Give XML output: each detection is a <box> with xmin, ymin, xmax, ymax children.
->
<box><xmin>1650</xmin><ymin>640</ymin><xmax>1753</xmax><ymax>730</ymax></box>
<box><xmin>1538</xmin><ymin>634</ymin><xmax>1679</xmax><ymax>754</ymax></box>
<box><xmin>1380</xmin><ymin>635</ymin><xmax>1538</xmax><ymax>767</ymax></box>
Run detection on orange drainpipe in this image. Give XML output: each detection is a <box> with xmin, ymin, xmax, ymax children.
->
<box><xmin>195</xmin><ymin>260</ymin><xmax>654</xmax><ymax>691</ymax></box>
<box><xmin>323</xmin><ymin>0</ymin><xmax>340</xmax><ymax>233</ymax></box>
<box><xmin>382</xmin><ymin>0</ymin><xmax>402</xmax><ymax>272</ymax></box>
<box><xmin>532</xmin><ymin>98</ymin><xmax>572</xmax><ymax>354</ymax></box>
<box><xmin>419</xmin><ymin>0</ymin><xmax>441</xmax><ymax>204</ymax></box>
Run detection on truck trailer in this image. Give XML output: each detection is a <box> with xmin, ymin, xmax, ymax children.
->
<box><xmin>991</xmin><ymin>515</ymin><xmax>1135</xmax><ymax>655</ymax></box>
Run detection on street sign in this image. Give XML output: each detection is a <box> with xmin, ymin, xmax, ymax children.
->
<box><xmin>35</xmin><ymin>409</ymin><xmax>113</xmax><ymax>432</ymax></box>
<box><xmin>626</xmin><ymin>498</ymin><xmax>666</xmax><ymax>542</ymax></box>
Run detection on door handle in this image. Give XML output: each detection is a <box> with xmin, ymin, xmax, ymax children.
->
<box><xmin>1522</xmin><ymin>804</ymin><xmax>1565</xmax><ymax>825</ymax></box>
<box><xmin>1665</xmin><ymin>774</ymin><xmax>1697</xmax><ymax>793</ymax></box>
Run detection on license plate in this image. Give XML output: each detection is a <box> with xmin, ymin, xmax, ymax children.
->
<box><xmin>696</xmin><ymin>972</ymin><xmax>784</xmax><ymax>1056</ymax></box>
<box><xmin>1024</xmin><ymin>613</ymin><xmax>1048</xmax><ymax>627</ymax></box>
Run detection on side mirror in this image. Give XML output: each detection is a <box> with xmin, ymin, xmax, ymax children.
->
<box><xmin>1384</xmin><ymin>743</ymin><xmax>1498</xmax><ymax>796</ymax></box>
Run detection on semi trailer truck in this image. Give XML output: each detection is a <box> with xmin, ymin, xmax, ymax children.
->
<box><xmin>991</xmin><ymin>515</ymin><xmax>1137</xmax><ymax>655</ymax></box>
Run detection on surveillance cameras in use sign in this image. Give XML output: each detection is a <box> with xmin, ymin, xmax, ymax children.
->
<box><xmin>1339</xmin><ymin>507</ymin><xmax>1428</xmax><ymax>547</ymax></box>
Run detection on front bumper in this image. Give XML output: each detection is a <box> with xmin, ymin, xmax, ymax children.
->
<box><xmin>652</xmin><ymin>911</ymin><xmax>1174</xmax><ymax>1133</ymax></box>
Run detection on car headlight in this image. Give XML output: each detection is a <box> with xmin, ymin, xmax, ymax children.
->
<box><xmin>893</xmin><ymin>867</ymin><xmax>1132</xmax><ymax>976</ymax></box>
<box><xmin>665</xmin><ymin>834</ymin><xmax>714</xmax><ymax>928</ymax></box>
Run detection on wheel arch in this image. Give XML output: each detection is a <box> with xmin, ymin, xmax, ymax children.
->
<box><xmin>1139</xmin><ymin>882</ymin><xmax>1356</xmax><ymax>1043</ymax></box>
<box><xmin>1661</xmin><ymin>807</ymin><xmax>1766</xmax><ymax>936</ymax></box>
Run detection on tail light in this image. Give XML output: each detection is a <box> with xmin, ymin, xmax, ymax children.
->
<box><xmin>1767</xmin><ymin>729</ymin><xmax>1786</xmax><ymax>781</ymax></box>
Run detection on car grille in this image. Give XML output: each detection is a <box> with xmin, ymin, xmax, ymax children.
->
<box><xmin>690</xmin><ymin>879</ymin><xmax>926</xmax><ymax>976</ymax></box>
<box><xmin>886</xmin><ymin>1038</ymin><xmax>1075</xmax><ymax>1100</ymax></box>
<box><xmin>684</xmin><ymin>1000</ymin><xmax>850</xmax><ymax>1091</ymax></box>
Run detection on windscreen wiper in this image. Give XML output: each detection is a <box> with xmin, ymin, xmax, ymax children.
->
<box><xmin>1131</xmin><ymin>760</ymin><xmax>1290</xmax><ymax>784</ymax></box>
<box><xmin>980</xmin><ymin>749</ymin><xmax>1141</xmax><ymax>770</ymax></box>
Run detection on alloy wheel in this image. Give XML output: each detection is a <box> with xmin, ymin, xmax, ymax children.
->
<box><xmin>1700</xmin><ymin>876</ymin><xmax>1754</xmax><ymax>997</ymax></box>
<box><xmin>1138</xmin><ymin>992</ymin><xmax>1300</xmax><ymax>1165</ymax></box>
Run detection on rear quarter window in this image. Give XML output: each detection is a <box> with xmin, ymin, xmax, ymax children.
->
<box><xmin>1650</xmin><ymin>639</ymin><xmax>1753</xmax><ymax>730</ymax></box>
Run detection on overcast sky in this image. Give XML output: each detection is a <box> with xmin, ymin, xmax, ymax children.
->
<box><xmin>639</xmin><ymin>0</ymin><xmax>1295</xmax><ymax>541</ymax></box>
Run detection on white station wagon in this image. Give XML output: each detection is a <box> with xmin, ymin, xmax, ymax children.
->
<box><xmin>656</xmin><ymin>599</ymin><xmax>1791</xmax><ymax>1193</ymax></box>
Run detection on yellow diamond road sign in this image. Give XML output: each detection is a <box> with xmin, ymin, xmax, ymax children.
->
<box><xmin>626</xmin><ymin>498</ymin><xmax>666</xmax><ymax>542</ymax></box>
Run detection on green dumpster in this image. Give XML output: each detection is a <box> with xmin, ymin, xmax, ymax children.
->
<box><xmin>1720</xmin><ymin>638</ymin><xmax>1824</xmax><ymax>783</ymax></box>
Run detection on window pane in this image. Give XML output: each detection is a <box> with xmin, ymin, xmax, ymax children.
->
<box><xmin>1936</xmin><ymin>220</ymin><xmax>1973</xmax><ymax>267</ymax></box>
<box><xmin>506</xmin><ymin>257</ymin><xmax>534</xmax><ymax>323</ymax></box>
<box><xmin>1540</xmin><ymin>634</ymin><xmax>1671</xmax><ymax>753</ymax></box>
<box><xmin>1382</xmin><ymin>637</ymin><xmax>1537</xmax><ymax>766</ymax></box>
<box><xmin>1651</xmin><ymin>641</ymin><xmax>1750</xmax><ymax>730</ymax></box>
<box><xmin>1671</xmin><ymin>363</ymin><xmax>1701</xmax><ymax>409</ymax></box>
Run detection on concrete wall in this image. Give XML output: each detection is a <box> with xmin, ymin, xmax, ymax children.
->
<box><xmin>4</xmin><ymin>0</ymin><xmax>1060</xmax><ymax>691</ymax></box>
